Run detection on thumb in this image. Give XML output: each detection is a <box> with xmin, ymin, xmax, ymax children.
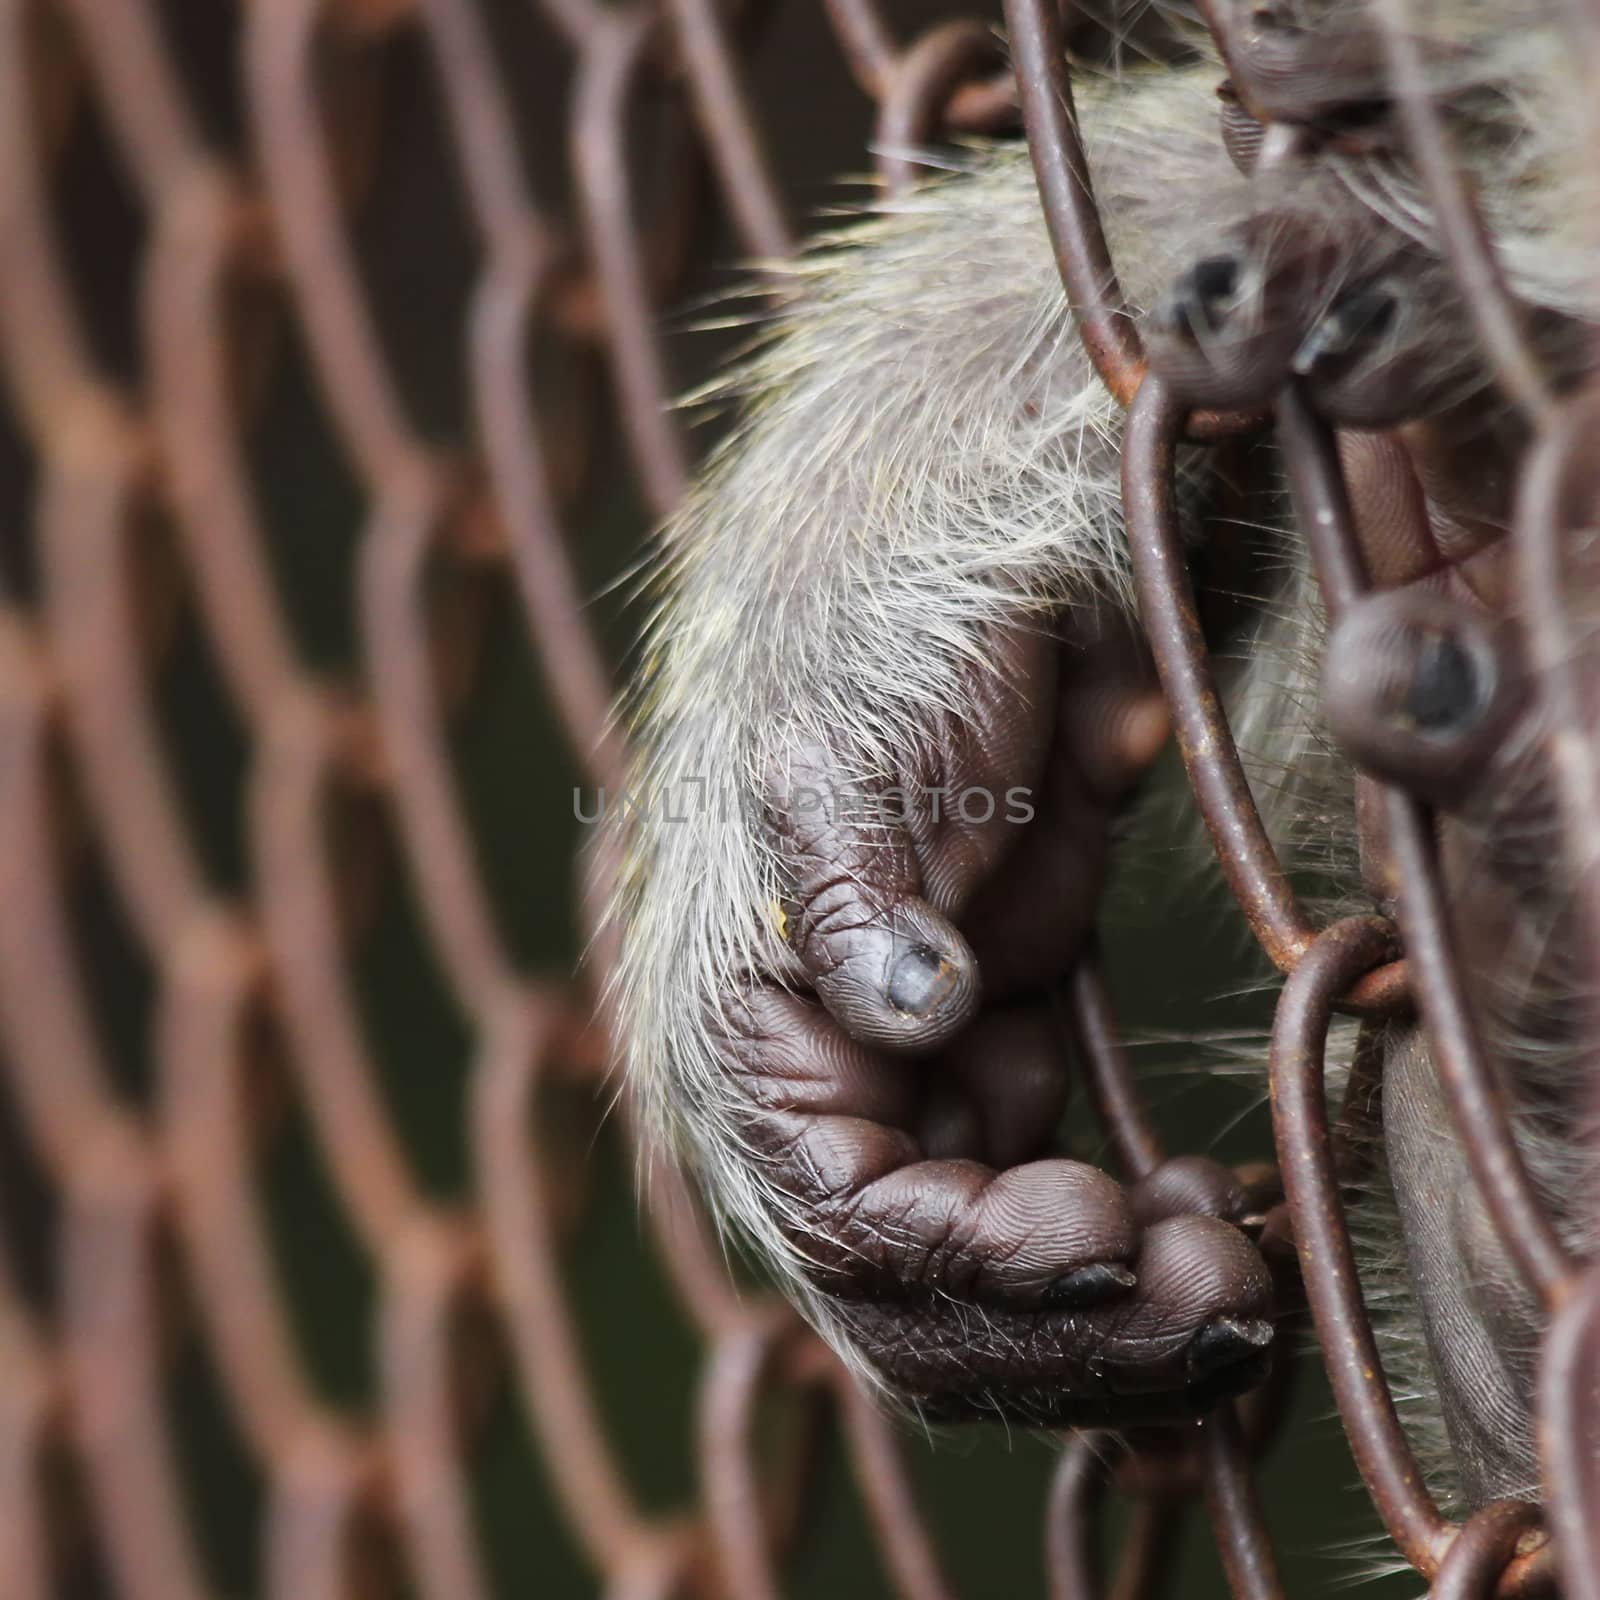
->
<box><xmin>765</xmin><ymin>741</ymin><xmax>979</xmax><ymax>1053</ymax></box>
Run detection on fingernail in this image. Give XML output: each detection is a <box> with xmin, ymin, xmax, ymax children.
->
<box><xmin>1164</xmin><ymin>254</ymin><xmax>1243</xmax><ymax>339</ymax></box>
<box><xmin>1186</xmin><ymin>1317</ymin><xmax>1275</xmax><ymax>1383</ymax></box>
<box><xmin>1041</xmin><ymin>1262</ymin><xmax>1138</xmax><ymax>1308</ymax></box>
<box><xmin>1400</xmin><ymin>629</ymin><xmax>1488</xmax><ymax>735</ymax></box>
<box><xmin>887</xmin><ymin>944</ymin><xmax>958</xmax><ymax>1016</ymax></box>
<box><xmin>1291</xmin><ymin>284</ymin><xmax>1397</xmax><ymax>377</ymax></box>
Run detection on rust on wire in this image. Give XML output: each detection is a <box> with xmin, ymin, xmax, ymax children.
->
<box><xmin>1540</xmin><ymin>1264</ymin><xmax>1600</xmax><ymax>1600</ymax></box>
<box><xmin>1000</xmin><ymin>0</ymin><xmax>1143</xmax><ymax>406</ymax></box>
<box><xmin>1066</xmin><ymin>955</ymin><xmax>1164</xmax><ymax>1181</ymax></box>
<box><xmin>1121</xmin><ymin>376</ymin><xmax>1316</xmax><ymax>973</ymax></box>
<box><xmin>874</xmin><ymin>20</ymin><xmax>1009</xmax><ymax>194</ymax></box>
<box><xmin>1276</xmin><ymin>383</ymin><xmax>1570</xmax><ymax>1304</ymax></box>
<box><xmin>0</xmin><ymin>0</ymin><xmax>1597</xmax><ymax>1596</ymax></box>
<box><xmin>1515</xmin><ymin>384</ymin><xmax>1600</xmax><ymax>1023</ymax></box>
<box><xmin>1269</xmin><ymin>916</ymin><xmax>1449</xmax><ymax>1576</ymax></box>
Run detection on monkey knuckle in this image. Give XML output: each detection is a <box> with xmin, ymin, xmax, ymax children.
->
<box><xmin>1130</xmin><ymin>1155</ymin><xmax>1249</xmax><ymax>1224</ymax></box>
<box><xmin>798</xmin><ymin>878</ymin><xmax>886</xmax><ymax>943</ymax></box>
<box><xmin>1323</xmin><ymin>589</ymin><xmax>1525</xmax><ymax>804</ymax></box>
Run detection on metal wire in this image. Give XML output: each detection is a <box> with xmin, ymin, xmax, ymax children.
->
<box><xmin>0</xmin><ymin>0</ymin><xmax>1595</xmax><ymax>1596</ymax></box>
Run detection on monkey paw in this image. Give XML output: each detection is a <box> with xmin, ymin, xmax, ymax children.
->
<box><xmin>707</xmin><ymin>617</ymin><xmax>1277</xmax><ymax>1424</ymax></box>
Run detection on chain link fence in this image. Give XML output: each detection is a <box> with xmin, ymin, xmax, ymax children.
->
<box><xmin>0</xmin><ymin>0</ymin><xmax>1596</xmax><ymax>1595</ymax></box>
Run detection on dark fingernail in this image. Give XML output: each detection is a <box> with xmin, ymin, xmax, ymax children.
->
<box><xmin>887</xmin><ymin>944</ymin><xmax>958</xmax><ymax>1016</ymax></box>
<box><xmin>1163</xmin><ymin>254</ymin><xmax>1243</xmax><ymax>340</ymax></box>
<box><xmin>1401</xmin><ymin>629</ymin><xmax>1489</xmax><ymax>735</ymax></box>
<box><xmin>1041</xmin><ymin>1262</ymin><xmax>1138</xmax><ymax>1308</ymax></box>
<box><xmin>1186</xmin><ymin>1316</ymin><xmax>1275</xmax><ymax>1383</ymax></box>
<box><xmin>1291</xmin><ymin>283</ymin><xmax>1397</xmax><ymax>377</ymax></box>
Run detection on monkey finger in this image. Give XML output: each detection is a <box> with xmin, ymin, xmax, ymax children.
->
<box><xmin>1129</xmin><ymin>1156</ymin><xmax>1250</xmax><ymax>1226</ymax></box>
<box><xmin>1337</xmin><ymin>430</ymin><xmax>1441</xmax><ymax>589</ymax></box>
<box><xmin>717</xmin><ymin>986</ymin><xmax>1138</xmax><ymax>1307</ymax></box>
<box><xmin>931</xmin><ymin>1000</ymin><xmax>1074</xmax><ymax>1169</ymax></box>
<box><xmin>1322</xmin><ymin>587</ymin><xmax>1528</xmax><ymax>810</ymax></box>
<box><xmin>1217</xmin><ymin>79</ymin><xmax>1266</xmax><ymax>176</ymax></box>
<box><xmin>902</xmin><ymin>621</ymin><xmax>1059</xmax><ymax>914</ymax></box>
<box><xmin>959</xmin><ymin>775</ymin><xmax>1110</xmax><ymax>999</ymax></box>
<box><xmin>1295</xmin><ymin>259</ymin><xmax>1470</xmax><ymax>426</ymax></box>
<box><xmin>1146</xmin><ymin>196</ymin><xmax>1453</xmax><ymax>417</ymax></box>
<box><xmin>839</xmin><ymin>1213</ymin><xmax>1275</xmax><ymax>1426</ymax></box>
<box><xmin>763</xmin><ymin>621</ymin><xmax>1063</xmax><ymax>1051</ymax></box>
<box><xmin>961</xmin><ymin>636</ymin><xmax>1167</xmax><ymax>997</ymax></box>
<box><xmin>764</xmin><ymin>740</ymin><xmax>981</xmax><ymax>1053</ymax></box>
<box><xmin>1146</xmin><ymin>210</ymin><xmax>1341</xmax><ymax>409</ymax></box>
<box><xmin>1055</xmin><ymin>618</ymin><xmax>1170</xmax><ymax>802</ymax></box>
<box><xmin>1213</xmin><ymin>0</ymin><xmax>1390</xmax><ymax>131</ymax></box>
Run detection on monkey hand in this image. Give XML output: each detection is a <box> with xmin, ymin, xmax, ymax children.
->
<box><xmin>712</xmin><ymin>613</ymin><xmax>1277</xmax><ymax>1425</ymax></box>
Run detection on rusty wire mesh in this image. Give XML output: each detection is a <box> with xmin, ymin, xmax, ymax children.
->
<box><xmin>0</xmin><ymin>0</ymin><xmax>1597</xmax><ymax>1596</ymax></box>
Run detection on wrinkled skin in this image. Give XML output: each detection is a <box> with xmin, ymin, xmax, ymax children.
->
<box><xmin>722</xmin><ymin>610</ymin><xmax>1278</xmax><ymax>1423</ymax></box>
<box><xmin>1209</xmin><ymin>0</ymin><xmax>1396</xmax><ymax>132</ymax></box>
